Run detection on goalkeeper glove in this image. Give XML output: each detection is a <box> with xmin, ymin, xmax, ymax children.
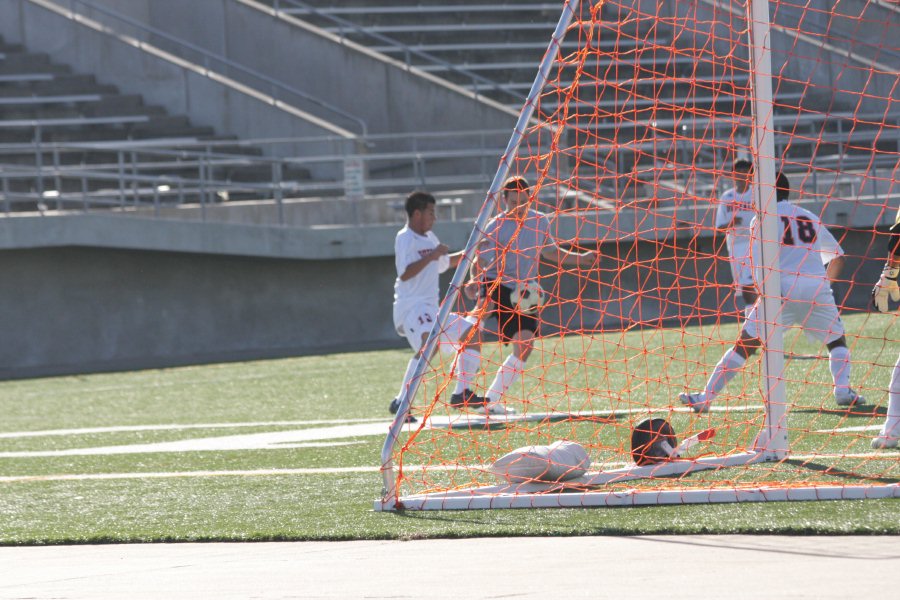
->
<box><xmin>872</xmin><ymin>265</ymin><xmax>900</xmax><ymax>313</ymax></box>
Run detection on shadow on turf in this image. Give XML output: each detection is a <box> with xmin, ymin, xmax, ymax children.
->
<box><xmin>785</xmin><ymin>458</ymin><xmax>900</xmax><ymax>485</ymax></box>
<box><xmin>790</xmin><ymin>405</ymin><xmax>886</xmax><ymax>418</ymax></box>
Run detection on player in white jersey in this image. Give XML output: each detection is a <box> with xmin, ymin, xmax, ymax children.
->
<box><xmin>391</xmin><ymin>191</ymin><xmax>483</xmax><ymax>422</ymax></box>
<box><xmin>869</xmin><ymin>161</ymin><xmax>900</xmax><ymax>449</ymax></box>
<box><xmin>680</xmin><ymin>171</ymin><xmax>865</xmax><ymax>413</ymax></box>
<box><xmin>714</xmin><ymin>158</ymin><xmax>758</xmax><ymax>311</ymax></box>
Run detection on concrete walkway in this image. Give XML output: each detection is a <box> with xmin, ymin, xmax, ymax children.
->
<box><xmin>1</xmin><ymin>535</ymin><xmax>897</xmax><ymax>599</ymax></box>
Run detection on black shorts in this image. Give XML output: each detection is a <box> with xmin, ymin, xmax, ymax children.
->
<box><xmin>483</xmin><ymin>283</ymin><xmax>540</xmax><ymax>342</ymax></box>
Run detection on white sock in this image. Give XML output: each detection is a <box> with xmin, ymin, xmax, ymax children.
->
<box><xmin>486</xmin><ymin>354</ymin><xmax>526</xmax><ymax>403</ymax></box>
<box><xmin>396</xmin><ymin>358</ymin><xmax>418</xmax><ymax>401</ymax></box>
<box><xmin>453</xmin><ymin>348</ymin><xmax>481</xmax><ymax>394</ymax></box>
<box><xmin>704</xmin><ymin>348</ymin><xmax>746</xmax><ymax>401</ymax></box>
<box><xmin>829</xmin><ymin>346</ymin><xmax>851</xmax><ymax>397</ymax></box>
<box><xmin>884</xmin><ymin>354</ymin><xmax>900</xmax><ymax>437</ymax></box>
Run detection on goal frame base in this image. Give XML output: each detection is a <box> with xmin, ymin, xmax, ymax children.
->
<box><xmin>374</xmin><ymin>451</ymin><xmax>900</xmax><ymax>511</ymax></box>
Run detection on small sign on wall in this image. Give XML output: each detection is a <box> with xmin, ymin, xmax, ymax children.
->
<box><xmin>344</xmin><ymin>156</ymin><xmax>366</xmax><ymax>202</ymax></box>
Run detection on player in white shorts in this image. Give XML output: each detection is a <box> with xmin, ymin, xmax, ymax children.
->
<box><xmin>680</xmin><ymin>171</ymin><xmax>865</xmax><ymax>413</ymax></box>
<box><xmin>714</xmin><ymin>158</ymin><xmax>758</xmax><ymax>312</ymax></box>
<box><xmin>391</xmin><ymin>191</ymin><xmax>484</xmax><ymax>422</ymax></box>
<box><xmin>869</xmin><ymin>161</ymin><xmax>900</xmax><ymax>449</ymax></box>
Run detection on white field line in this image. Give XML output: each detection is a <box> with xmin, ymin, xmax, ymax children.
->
<box><xmin>0</xmin><ymin>418</ymin><xmax>386</xmax><ymax>439</ymax></box>
<box><xmin>0</xmin><ymin>406</ymin><xmax>768</xmax><ymax>457</ymax></box>
<box><xmin>0</xmin><ymin>404</ymin><xmax>766</xmax><ymax>440</ymax></box>
<box><xmin>815</xmin><ymin>424</ymin><xmax>883</xmax><ymax>434</ymax></box>
<box><xmin>2</xmin><ymin>450</ymin><xmax>894</xmax><ymax>484</ymax></box>
<box><xmin>0</xmin><ymin>465</ymin><xmax>378</xmax><ymax>483</ymax></box>
<box><xmin>0</xmin><ymin>463</ymin><xmax>484</xmax><ymax>483</ymax></box>
<box><xmin>0</xmin><ymin>423</ymin><xmax>397</xmax><ymax>458</ymax></box>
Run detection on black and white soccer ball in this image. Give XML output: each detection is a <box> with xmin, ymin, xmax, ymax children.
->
<box><xmin>510</xmin><ymin>281</ymin><xmax>545</xmax><ymax>313</ymax></box>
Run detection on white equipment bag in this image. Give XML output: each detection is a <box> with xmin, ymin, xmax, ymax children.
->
<box><xmin>489</xmin><ymin>440</ymin><xmax>591</xmax><ymax>483</ymax></box>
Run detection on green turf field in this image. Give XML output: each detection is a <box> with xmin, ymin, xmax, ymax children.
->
<box><xmin>1</xmin><ymin>312</ymin><xmax>898</xmax><ymax>544</ymax></box>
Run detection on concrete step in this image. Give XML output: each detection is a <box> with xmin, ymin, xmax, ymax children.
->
<box><xmin>0</xmin><ymin>135</ymin><xmax>264</xmax><ymax>166</ymax></box>
<box><xmin>0</xmin><ymin>121</ymin><xmax>217</xmax><ymax>144</ymax></box>
<box><xmin>0</xmin><ymin>51</ymin><xmax>60</xmax><ymax>73</ymax></box>
<box><xmin>0</xmin><ymin>102</ymin><xmax>165</xmax><ymax>121</ymax></box>
<box><xmin>0</xmin><ymin>73</ymin><xmax>119</xmax><ymax>96</ymax></box>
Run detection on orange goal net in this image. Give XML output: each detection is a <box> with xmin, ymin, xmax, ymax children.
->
<box><xmin>377</xmin><ymin>0</ymin><xmax>900</xmax><ymax>510</ymax></box>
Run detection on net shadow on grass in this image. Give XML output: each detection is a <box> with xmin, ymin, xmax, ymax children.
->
<box><xmin>784</xmin><ymin>458</ymin><xmax>900</xmax><ymax>486</ymax></box>
<box><xmin>790</xmin><ymin>406</ymin><xmax>885</xmax><ymax>418</ymax></box>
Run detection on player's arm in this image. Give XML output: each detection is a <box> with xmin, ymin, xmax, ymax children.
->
<box><xmin>541</xmin><ymin>241</ymin><xmax>597</xmax><ymax>268</ymax></box>
<box><xmin>692</xmin><ymin>196</ymin><xmax>733</xmax><ymax>253</ymax></box>
<box><xmin>816</xmin><ymin>223</ymin><xmax>845</xmax><ymax>284</ymax></box>
<box><xmin>448</xmin><ymin>250</ymin><xmax>468</xmax><ymax>269</ymax></box>
<box><xmin>398</xmin><ymin>244</ymin><xmax>449</xmax><ymax>281</ymax></box>
<box><xmin>872</xmin><ymin>216</ymin><xmax>900</xmax><ymax>312</ymax></box>
<box><xmin>462</xmin><ymin>239</ymin><xmax>491</xmax><ymax>300</ymax></box>
<box><xmin>825</xmin><ymin>255</ymin><xmax>845</xmax><ymax>283</ymax></box>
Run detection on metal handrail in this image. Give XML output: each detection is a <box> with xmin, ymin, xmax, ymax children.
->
<box><xmin>44</xmin><ymin>0</ymin><xmax>368</xmax><ymax>136</ymax></box>
<box><xmin>268</xmin><ymin>0</ymin><xmax>526</xmax><ymax>103</ymax></box>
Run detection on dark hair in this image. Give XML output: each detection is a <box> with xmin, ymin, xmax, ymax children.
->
<box><xmin>502</xmin><ymin>175</ymin><xmax>530</xmax><ymax>194</ymax></box>
<box><xmin>405</xmin><ymin>190</ymin><xmax>436</xmax><ymax>217</ymax></box>
<box><xmin>775</xmin><ymin>171</ymin><xmax>790</xmax><ymax>202</ymax></box>
<box><xmin>733</xmin><ymin>158</ymin><xmax>754</xmax><ymax>172</ymax></box>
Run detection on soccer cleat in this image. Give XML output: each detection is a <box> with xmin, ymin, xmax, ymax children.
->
<box><xmin>678</xmin><ymin>392</ymin><xmax>710</xmax><ymax>414</ymax></box>
<box><xmin>450</xmin><ymin>389</ymin><xmax>486</xmax><ymax>410</ymax></box>
<box><xmin>871</xmin><ymin>435</ymin><xmax>899</xmax><ymax>450</ymax></box>
<box><xmin>834</xmin><ymin>389</ymin><xmax>867</xmax><ymax>408</ymax></box>
<box><xmin>483</xmin><ymin>402</ymin><xmax>516</xmax><ymax>416</ymax></box>
<box><xmin>388</xmin><ymin>398</ymin><xmax>417</xmax><ymax>423</ymax></box>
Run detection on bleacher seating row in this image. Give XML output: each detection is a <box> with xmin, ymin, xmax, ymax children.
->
<box><xmin>264</xmin><ymin>0</ymin><xmax>897</xmax><ymax>200</ymax></box>
<box><xmin>1</xmin><ymin>1</ymin><xmax>896</xmax><ymax>220</ymax></box>
<box><xmin>0</xmin><ymin>35</ymin><xmax>318</xmax><ymax>211</ymax></box>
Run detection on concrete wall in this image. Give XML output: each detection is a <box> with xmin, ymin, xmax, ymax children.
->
<box><xmin>0</xmin><ymin>246</ymin><xmax>400</xmax><ymax>378</ymax></box>
<box><xmin>0</xmin><ymin>213</ymin><xmax>887</xmax><ymax>378</ymax></box>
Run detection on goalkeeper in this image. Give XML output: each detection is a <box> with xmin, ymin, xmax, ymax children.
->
<box><xmin>467</xmin><ymin>176</ymin><xmax>598</xmax><ymax>415</ymax></box>
<box><xmin>870</xmin><ymin>162</ymin><xmax>900</xmax><ymax>449</ymax></box>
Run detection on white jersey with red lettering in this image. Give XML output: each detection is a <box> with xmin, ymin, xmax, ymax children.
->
<box><xmin>715</xmin><ymin>186</ymin><xmax>755</xmax><ymax>286</ymax></box>
<box><xmin>744</xmin><ymin>201</ymin><xmax>845</xmax><ymax>344</ymax></box>
<box><xmin>392</xmin><ymin>225</ymin><xmax>450</xmax><ymax>337</ymax></box>
<box><xmin>749</xmin><ymin>201</ymin><xmax>843</xmax><ymax>295</ymax></box>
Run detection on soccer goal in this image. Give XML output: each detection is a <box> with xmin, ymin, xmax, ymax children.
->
<box><xmin>376</xmin><ymin>0</ymin><xmax>900</xmax><ymax>511</ymax></box>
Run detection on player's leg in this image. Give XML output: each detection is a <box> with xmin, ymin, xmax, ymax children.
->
<box><xmin>443</xmin><ymin>313</ymin><xmax>485</xmax><ymax>408</ymax></box>
<box><xmin>680</xmin><ymin>309</ymin><xmax>760</xmax><ymax>413</ymax></box>
<box><xmin>823</xmin><ymin>336</ymin><xmax>866</xmax><ymax>406</ymax></box>
<box><xmin>389</xmin><ymin>304</ymin><xmax>439</xmax><ymax>421</ymax></box>
<box><xmin>737</xmin><ymin>261</ymin><xmax>757</xmax><ymax>318</ymax></box>
<box><xmin>483</xmin><ymin>286</ymin><xmax>536</xmax><ymax>415</ymax></box>
<box><xmin>485</xmin><ymin>329</ymin><xmax>533</xmax><ymax>413</ymax></box>
<box><xmin>873</xmin><ymin>352</ymin><xmax>900</xmax><ymax>449</ymax></box>
<box><xmin>800</xmin><ymin>288</ymin><xmax>866</xmax><ymax>407</ymax></box>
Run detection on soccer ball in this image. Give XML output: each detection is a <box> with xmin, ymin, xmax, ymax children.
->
<box><xmin>510</xmin><ymin>281</ymin><xmax>545</xmax><ymax>313</ymax></box>
<box><xmin>630</xmin><ymin>418</ymin><xmax>677</xmax><ymax>466</ymax></box>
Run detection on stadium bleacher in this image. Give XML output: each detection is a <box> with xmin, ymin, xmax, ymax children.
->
<box><xmin>0</xmin><ymin>35</ymin><xmax>315</xmax><ymax>211</ymax></box>
<box><xmin>2</xmin><ymin>1</ymin><xmax>896</xmax><ymax>216</ymax></box>
<box><xmin>261</xmin><ymin>0</ymin><xmax>898</xmax><ymax>202</ymax></box>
